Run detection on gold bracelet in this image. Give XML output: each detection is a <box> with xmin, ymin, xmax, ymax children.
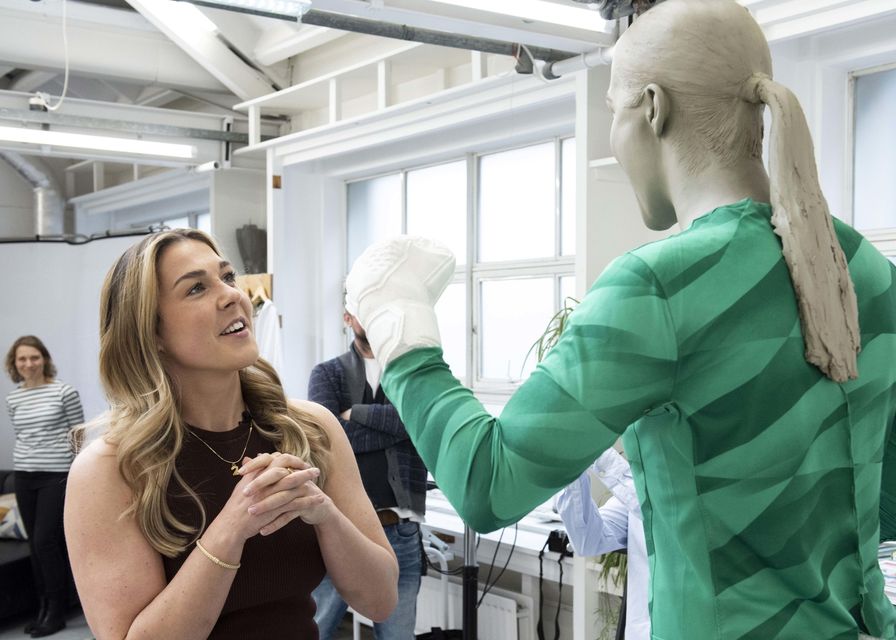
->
<box><xmin>195</xmin><ymin>540</ymin><xmax>240</xmax><ymax>570</ymax></box>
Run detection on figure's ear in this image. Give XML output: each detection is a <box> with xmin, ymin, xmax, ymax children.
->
<box><xmin>642</xmin><ymin>83</ymin><xmax>669</xmax><ymax>138</ymax></box>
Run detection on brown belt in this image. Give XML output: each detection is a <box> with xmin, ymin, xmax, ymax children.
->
<box><xmin>376</xmin><ymin>510</ymin><xmax>406</xmax><ymax>526</ymax></box>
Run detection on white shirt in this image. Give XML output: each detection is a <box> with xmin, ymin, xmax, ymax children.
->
<box><xmin>254</xmin><ymin>299</ymin><xmax>284</xmax><ymax>375</ymax></box>
<box><xmin>555</xmin><ymin>448</ymin><xmax>650</xmax><ymax>640</ymax></box>
<box><xmin>363</xmin><ymin>356</ymin><xmax>382</xmax><ymax>395</ymax></box>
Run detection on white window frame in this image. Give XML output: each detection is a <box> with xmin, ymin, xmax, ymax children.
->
<box><xmin>847</xmin><ymin>61</ymin><xmax>896</xmax><ymax>262</ymax></box>
<box><xmin>344</xmin><ymin>136</ymin><xmax>576</xmax><ymax>404</ymax></box>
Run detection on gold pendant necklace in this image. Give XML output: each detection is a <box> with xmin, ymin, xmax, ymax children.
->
<box><xmin>187</xmin><ymin>421</ymin><xmax>254</xmax><ymax>476</ymax></box>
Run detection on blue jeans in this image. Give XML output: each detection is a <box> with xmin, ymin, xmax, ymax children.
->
<box><xmin>314</xmin><ymin>521</ymin><xmax>422</xmax><ymax>639</ymax></box>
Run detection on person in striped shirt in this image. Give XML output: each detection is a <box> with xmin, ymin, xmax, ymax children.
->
<box><xmin>5</xmin><ymin>335</ymin><xmax>83</xmax><ymax>637</ymax></box>
<box><xmin>345</xmin><ymin>1</ymin><xmax>896</xmax><ymax>638</ymax></box>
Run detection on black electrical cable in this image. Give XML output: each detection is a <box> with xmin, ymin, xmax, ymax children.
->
<box><xmin>477</xmin><ymin>524</ymin><xmax>517</xmax><ymax>607</ymax></box>
<box><xmin>536</xmin><ymin>538</ymin><xmax>549</xmax><ymax>640</ymax></box>
<box><xmin>425</xmin><ymin>554</ymin><xmax>464</xmax><ymax>576</ymax></box>
<box><xmin>476</xmin><ymin>526</ymin><xmax>505</xmax><ymax>608</ymax></box>
<box><xmin>555</xmin><ymin>553</ymin><xmax>565</xmax><ymax>640</ymax></box>
<box><xmin>0</xmin><ymin>226</ymin><xmax>163</xmax><ymax>245</ymax></box>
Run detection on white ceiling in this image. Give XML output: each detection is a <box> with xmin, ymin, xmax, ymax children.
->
<box><xmin>1</xmin><ymin>0</ymin><xmax>895</xmax><ymax>173</ymax></box>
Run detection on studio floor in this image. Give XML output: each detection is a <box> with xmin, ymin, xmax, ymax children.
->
<box><xmin>0</xmin><ymin>609</ymin><xmax>91</xmax><ymax>640</ymax></box>
<box><xmin>0</xmin><ymin>610</ymin><xmax>368</xmax><ymax>640</ymax></box>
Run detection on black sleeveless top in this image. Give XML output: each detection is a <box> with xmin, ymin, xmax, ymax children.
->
<box><xmin>162</xmin><ymin>413</ymin><xmax>326</xmax><ymax>639</ymax></box>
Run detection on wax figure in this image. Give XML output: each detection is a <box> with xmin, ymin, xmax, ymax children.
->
<box><xmin>65</xmin><ymin>229</ymin><xmax>397</xmax><ymax>639</ymax></box>
<box><xmin>345</xmin><ymin>1</ymin><xmax>896</xmax><ymax>638</ymax></box>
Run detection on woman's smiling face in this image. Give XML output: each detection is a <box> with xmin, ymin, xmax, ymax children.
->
<box><xmin>15</xmin><ymin>345</ymin><xmax>46</xmax><ymax>385</ymax></box>
<box><xmin>155</xmin><ymin>238</ymin><xmax>257</xmax><ymax>381</ymax></box>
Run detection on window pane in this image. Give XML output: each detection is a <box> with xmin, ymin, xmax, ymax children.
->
<box><xmin>560</xmin><ymin>275</ymin><xmax>577</xmax><ymax>306</ymax></box>
<box><xmin>479</xmin><ymin>143</ymin><xmax>555</xmax><ymax>261</ymax></box>
<box><xmin>347</xmin><ymin>174</ymin><xmax>402</xmax><ymax>267</ymax></box>
<box><xmin>407</xmin><ymin>161</ymin><xmax>467</xmax><ymax>266</ymax></box>
<box><xmin>163</xmin><ymin>216</ymin><xmax>190</xmax><ymax>229</ymax></box>
<box><xmin>561</xmin><ymin>138</ymin><xmax>576</xmax><ymax>256</ymax></box>
<box><xmin>854</xmin><ymin>68</ymin><xmax>896</xmax><ymax>230</ymax></box>
<box><xmin>196</xmin><ymin>212</ymin><xmax>211</xmax><ymax>235</ymax></box>
<box><xmin>435</xmin><ymin>281</ymin><xmax>466</xmax><ymax>380</ymax></box>
<box><xmin>480</xmin><ymin>277</ymin><xmax>554</xmax><ymax>381</ymax></box>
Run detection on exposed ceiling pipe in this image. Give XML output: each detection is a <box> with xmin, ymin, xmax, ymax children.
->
<box><xmin>300</xmin><ymin>10</ymin><xmax>579</xmax><ymax>63</ymax></box>
<box><xmin>0</xmin><ymin>151</ymin><xmax>66</xmax><ymax>235</ymax></box>
<box><xmin>542</xmin><ymin>46</ymin><xmax>614</xmax><ymax>80</ymax></box>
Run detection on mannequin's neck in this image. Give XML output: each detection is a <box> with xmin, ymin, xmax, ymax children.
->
<box><xmin>670</xmin><ymin>157</ymin><xmax>770</xmax><ymax>230</ymax></box>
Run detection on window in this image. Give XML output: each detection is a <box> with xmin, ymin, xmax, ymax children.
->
<box><xmin>346</xmin><ymin>138</ymin><xmax>576</xmax><ymax>399</ymax></box>
<box><xmin>853</xmin><ymin>66</ymin><xmax>896</xmax><ymax>231</ymax></box>
<box><xmin>346</xmin><ymin>174</ymin><xmax>402</xmax><ymax>267</ymax></box>
<box><xmin>407</xmin><ymin>160</ymin><xmax>467</xmax><ymax>265</ymax></box>
<box><xmin>478</xmin><ymin>142</ymin><xmax>555</xmax><ymax>261</ymax></box>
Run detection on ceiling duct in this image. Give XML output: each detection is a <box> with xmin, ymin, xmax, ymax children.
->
<box><xmin>0</xmin><ymin>151</ymin><xmax>65</xmax><ymax>236</ymax></box>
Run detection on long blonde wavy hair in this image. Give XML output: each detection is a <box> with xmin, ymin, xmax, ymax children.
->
<box><xmin>94</xmin><ymin>228</ymin><xmax>330</xmax><ymax>557</ymax></box>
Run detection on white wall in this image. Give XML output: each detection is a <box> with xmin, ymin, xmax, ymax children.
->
<box><xmin>767</xmin><ymin>15</ymin><xmax>896</xmax><ymax>223</ymax></box>
<box><xmin>0</xmin><ymin>236</ymin><xmax>136</xmax><ymax>468</ymax></box>
<box><xmin>210</xmin><ymin>168</ymin><xmax>266</xmax><ymax>273</ymax></box>
<box><xmin>0</xmin><ymin>160</ymin><xmax>36</xmax><ymax>237</ymax></box>
<box><xmin>273</xmin><ymin>168</ymin><xmax>344</xmax><ymax>399</ymax></box>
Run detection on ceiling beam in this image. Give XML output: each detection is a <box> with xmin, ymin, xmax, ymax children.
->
<box><xmin>0</xmin><ymin>1</ymin><xmax>227</xmax><ymax>93</ymax></box>
<box><xmin>253</xmin><ymin>24</ymin><xmax>349</xmax><ymax>66</ymax></box>
<box><xmin>125</xmin><ymin>0</ymin><xmax>277</xmax><ymax>100</ymax></box>
<box><xmin>740</xmin><ymin>0</ymin><xmax>896</xmax><ymax>42</ymax></box>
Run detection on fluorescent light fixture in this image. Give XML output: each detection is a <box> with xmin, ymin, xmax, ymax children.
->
<box><xmin>0</xmin><ymin>126</ymin><xmax>197</xmax><ymax>160</ymax></box>
<box><xmin>176</xmin><ymin>0</ymin><xmax>312</xmax><ymax>20</ymax></box>
<box><xmin>428</xmin><ymin>0</ymin><xmax>607</xmax><ymax>32</ymax></box>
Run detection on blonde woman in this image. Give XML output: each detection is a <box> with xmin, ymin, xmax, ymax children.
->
<box><xmin>64</xmin><ymin>229</ymin><xmax>397</xmax><ymax>639</ymax></box>
<box><xmin>344</xmin><ymin>1</ymin><xmax>896</xmax><ymax>639</ymax></box>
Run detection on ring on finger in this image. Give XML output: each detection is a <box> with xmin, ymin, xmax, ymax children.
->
<box><xmin>284</xmin><ymin>467</ymin><xmax>294</xmax><ymax>475</ymax></box>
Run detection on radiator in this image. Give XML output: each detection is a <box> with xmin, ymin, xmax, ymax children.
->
<box><xmin>415</xmin><ymin>575</ymin><xmax>534</xmax><ymax>640</ymax></box>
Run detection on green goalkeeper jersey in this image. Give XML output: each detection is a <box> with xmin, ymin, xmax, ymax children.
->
<box><xmin>383</xmin><ymin>199</ymin><xmax>896</xmax><ymax>639</ymax></box>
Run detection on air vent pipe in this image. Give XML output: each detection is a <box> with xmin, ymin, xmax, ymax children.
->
<box><xmin>0</xmin><ymin>151</ymin><xmax>65</xmax><ymax>236</ymax></box>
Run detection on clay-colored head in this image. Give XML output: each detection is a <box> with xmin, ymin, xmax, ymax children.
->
<box><xmin>608</xmin><ymin>0</ymin><xmax>771</xmax><ymax>229</ymax></box>
<box><xmin>608</xmin><ymin>0</ymin><xmax>860</xmax><ymax>382</ymax></box>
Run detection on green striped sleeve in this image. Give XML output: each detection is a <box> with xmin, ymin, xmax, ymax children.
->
<box><xmin>382</xmin><ymin>252</ymin><xmax>677</xmax><ymax>532</ymax></box>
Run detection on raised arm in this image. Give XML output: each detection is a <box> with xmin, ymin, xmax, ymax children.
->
<box><xmin>347</xmin><ymin>237</ymin><xmax>676</xmax><ymax>532</ymax></box>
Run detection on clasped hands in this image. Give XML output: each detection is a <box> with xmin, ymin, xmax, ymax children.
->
<box><xmin>222</xmin><ymin>452</ymin><xmax>330</xmax><ymax>540</ymax></box>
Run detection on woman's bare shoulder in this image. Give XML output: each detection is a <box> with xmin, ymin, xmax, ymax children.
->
<box><xmin>69</xmin><ymin>436</ymin><xmax>125</xmax><ymax>489</ymax></box>
<box><xmin>289</xmin><ymin>399</ymin><xmax>337</xmax><ymax>425</ymax></box>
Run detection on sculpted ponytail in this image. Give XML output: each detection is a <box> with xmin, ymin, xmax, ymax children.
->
<box><xmin>741</xmin><ymin>73</ymin><xmax>860</xmax><ymax>382</ymax></box>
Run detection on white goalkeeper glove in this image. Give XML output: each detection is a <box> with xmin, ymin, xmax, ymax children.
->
<box><xmin>345</xmin><ymin>236</ymin><xmax>455</xmax><ymax>368</ymax></box>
